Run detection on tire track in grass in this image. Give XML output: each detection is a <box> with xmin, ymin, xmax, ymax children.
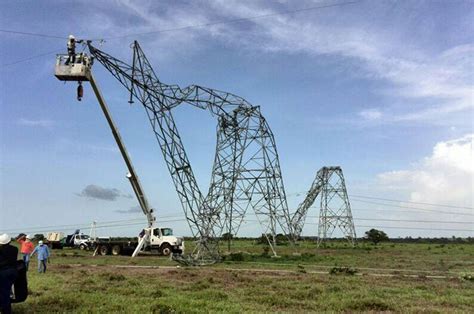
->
<box><xmin>63</xmin><ymin>263</ymin><xmax>463</xmax><ymax>280</ymax></box>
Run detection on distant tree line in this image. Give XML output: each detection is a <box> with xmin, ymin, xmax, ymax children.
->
<box><xmin>182</xmin><ymin>231</ymin><xmax>474</xmax><ymax>244</ymax></box>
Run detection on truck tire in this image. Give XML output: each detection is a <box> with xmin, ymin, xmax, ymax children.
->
<box><xmin>79</xmin><ymin>243</ymin><xmax>87</xmax><ymax>250</ymax></box>
<box><xmin>160</xmin><ymin>243</ymin><xmax>172</xmax><ymax>256</ymax></box>
<box><xmin>99</xmin><ymin>245</ymin><xmax>109</xmax><ymax>256</ymax></box>
<box><xmin>111</xmin><ymin>245</ymin><xmax>121</xmax><ymax>256</ymax></box>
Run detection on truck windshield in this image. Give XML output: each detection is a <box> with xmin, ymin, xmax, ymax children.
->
<box><xmin>79</xmin><ymin>235</ymin><xmax>89</xmax><ymax>240</ymax></box>
<box><xmin>161</xmin><ymin>228</ymin><xmax>173</xmax><ymax>236</ymax></box>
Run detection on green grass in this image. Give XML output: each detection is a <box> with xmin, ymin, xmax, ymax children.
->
<box><xmin>12</xmin><ymin>241</ymin><xmax>474</xmax><ymax>312</ymax></box>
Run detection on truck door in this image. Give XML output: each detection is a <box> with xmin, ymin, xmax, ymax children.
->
<box><xmin>151</xmin><ymin>228</ymin><xmax>163</xmax><ymax>246</ymax></box>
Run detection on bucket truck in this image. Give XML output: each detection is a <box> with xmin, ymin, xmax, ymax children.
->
<box><xmin>54</xmin><ymin>42</ymin><xmax>183</xmax><ymax>257</ymax></box>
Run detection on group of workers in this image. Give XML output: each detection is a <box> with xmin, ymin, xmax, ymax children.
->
<box><xmin>0</xmin><ymin>233</ymin><xmax>50</xmax><ymax>314</ymax></box>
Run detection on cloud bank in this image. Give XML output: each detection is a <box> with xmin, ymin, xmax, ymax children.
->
<box><xmin>77</xmin><ymin>184</ymin><xmax>133</xmax><ymax>201</ymax></box>
<box><xmin>83</xmin><ymin>0</ymin><xmax>474</xmax><ymax>125</ymax></box>
<box><xmin>378</xmin><ymin>134</ymin><xmax>473</xmax><ymax>209</ymax></box>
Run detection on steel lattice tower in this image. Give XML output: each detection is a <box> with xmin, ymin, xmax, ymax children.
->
<box><xmin>317</xmin><ymin>167</ymin><xmax>356</xmax><ymax>246</ymax></box>
<box><xmin>82</xmin><ymin>41</ymin><xmax>356</xmax><ymax>263</ymax></box>
<box><xmin>87</xmin><ymin>41</ymin><xmax>292</xmax><ymax>263</ymax></box>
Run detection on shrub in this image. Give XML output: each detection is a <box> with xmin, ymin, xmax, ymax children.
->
<box><xmin>365</xmin><ymin>229</ymin><xmax>389</xmax><ymax>245</ymax></box>
<box><xmin>329</xmin><ymin>266</ymin><xmax>357</xmax><ymax>275</ymax></box>
<box><xmin>228</xmin><ymin>252</ymin><xmax>245</xmax><ymax>261</ymax></box>
<box><xmin>460</xmin><ymin>273</ymin><xmax>474</xmax><ymax>282</ymax></box>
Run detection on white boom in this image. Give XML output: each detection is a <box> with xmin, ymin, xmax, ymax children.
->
<box><xmin>55</xmin><ymin>51</ymin><xmax>156</xmax><ymax>257</ymax></box>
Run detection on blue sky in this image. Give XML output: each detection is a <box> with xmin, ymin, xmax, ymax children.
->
<box><xmin>1</xmin><ymin>0</ymin><xmax>473</xmax><ymax>239</ymax></box>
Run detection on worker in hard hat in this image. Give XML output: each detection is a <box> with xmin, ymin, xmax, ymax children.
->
<box><xmin>30</xmin><ymin>240</ymin><xmax>50</xmax><ymax>273</ymax></box>
<box><xmin>0</xmin><ymin>233</ymin><xmax>18</xmax><ymax>314</ymax></box>
<box><xmin>66</xmin><ymin>35</ymin><xmax>76</xmax><ymax>65</ymax></box>
<box><xmin>16</xmin><ymin>234</ymin><xmax>35</xmax><ymax>271</ymax></box>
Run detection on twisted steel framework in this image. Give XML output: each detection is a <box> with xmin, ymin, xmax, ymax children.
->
<box><xmin>87</xmin><ymin>41</ymin><xmax>355</xmax><ymax>263</ymax></box>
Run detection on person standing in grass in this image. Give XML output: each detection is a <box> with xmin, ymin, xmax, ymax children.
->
<box><xmin>16</xmin><ymin>234</ymin><xmax>35</xmax><ymax>271</ymax></box>
<box><xmin>0</xmin><ymin>233</ymin><xmax>18</xmax><ymax>314</ymax></box>
<box><xmin>30</xmin><ymin>241</ymin><xmax>50</xmax><ymax>273</ymax></box>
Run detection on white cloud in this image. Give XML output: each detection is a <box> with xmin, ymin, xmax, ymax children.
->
<box><xmin>73</xmin><ymin>1</ymin><xmax>472</xmax><ymax>124</ymax></box>
<box><xmin>208</xmin><ymin>1</ymin><xmax>473</xmax><ymax>123</ymax></box>
<box><xmin>377</xmin><ymin>134</ymin><xmax>474</xmax><ymax>208</ymax></box>
<box><xmin>17</xmin><ymin>118</ymin><xmax>53</xmax><ymax>128</ymax></box>
<box><xmin>358</xmin><ymin>108</ymin><xmax>382</xmax><ymax>121</ymax></box>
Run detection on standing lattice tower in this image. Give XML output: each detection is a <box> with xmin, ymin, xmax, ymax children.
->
<box><xmin>317</xmin><ymin>167</ymin><xmax>356</xmax><ymax>246</ymax></box>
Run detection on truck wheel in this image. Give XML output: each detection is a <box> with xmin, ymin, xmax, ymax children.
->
<box><xmin>161</xmin><ymin>244</ymin><xmax>172</xmax><ymax>256</ymax></box>
<box><xmin>99</xmin><ymin>245</ymin><xmax>109</xmax><ymax>256</ymax></box>
<box><xmin>112</xmin><ymin>245</ymin><xmax>121</xmax><ymax>256</ymax></box>
<box><xmin>79</xmin><ymin>244</ymin><xmax>87</xmax><ymax>250</ymax></box>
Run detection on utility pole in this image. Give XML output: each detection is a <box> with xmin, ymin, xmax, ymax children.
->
<box><xmin>89</xmin><ymin>221</ymin><xmax>97</xmax><ymax>241</ymax></box>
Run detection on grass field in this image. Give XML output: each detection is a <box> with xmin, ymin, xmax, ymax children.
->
<box><xmin>12</xmin><ymin>240</ymin><xmax>474</xmax><ymax>313</ymax></box>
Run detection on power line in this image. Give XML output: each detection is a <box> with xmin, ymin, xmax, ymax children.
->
<box><xmin>3</xmin><ymin>218</ymin><xmax>186</xmax><ymax>235</ymax></box>
<box><xmin>354</xmin><ymin>225</ymin><xmax>473</xmax><ymax>232</ymax></box>
<box><xmin>5</xmin><ymin>215</ymin><xmax>473</xmax><ymax>236</ymax></box>
<box><xmin>299</xmin><ymin>222</ymin><xmax>473</xmax><ymax>233</ymax></box>
<box><xmin>2</xmin><ymin>209</ymin><xmax>474</xmax><ymax>237</ymax></box>
<box><xmin>288</xmin><ymin>190</ymin><xmax>472</xmax><ymax>211</ymax></box>
<box><xmin>303</xmin><ymin>215</ymin><xmax>473</xmax><ymax>225</ymax></box>
<box><xmin>0</xmin><ymin>29</ymin><xmax>66</xmax><ymax>40</ymax></box>
<box><xmin>288</xmin><ymin>190</ymin><xmax>473</xmax><ymax>211</ymax></box>
<box><xmin>349</xmin><ymin>194</ymin><xmax>473</xmax><ymax>210</ymax></box>
<box><xmin>349</xmin><ymin>198</ymin><xmax>474</xmax><ymax>216</ymax></box>
<box><xmin>6</xmin><ymin>212</ymin><xmax>472</xmax><ymax>236</ymax></box>
<box><xmin>306</xmin><ymin>203</ymin><xmax>474</xmax><ymax>216</ymax></box>
<box><xmin>1</xmin><ymin>1</ymin><xmax>360</xmax><ymax>67</ymax></box>
<box><xmin>2</xmin><ymin>218</ymin><xmax>144</xmax><ymax>233</ymax></box>
<box><xmin>2</xmin><ymin>215</ymin><xmax>186</xmax><ymax>234</ymax></box>
<box><xmin>349</xmin><ymin>207</ymin><xmax>474</xmax><ymax>217</ymax></box>
<box><xmin>243</xmin><ymin>219</ymin><xmax>473</xmax><ymax>232</ymax></box>
<box><xmin>1</xmin><ymin>48</ymin><xmax>63</xmax><ymax>67</ymax></box>
<box><xmin>1</xmin><ymin>1</ymin><xmax>360</xmax><ymax>43</ymax></box>
<box><xmin>97</xmin><ymin>1</ymin><xmax>361</xmax><ymax>41</ymax></box>
<box><xmin>354</xmin><ymin>218</ymin><xmax>473</xmax><ymax>225</ymax></box>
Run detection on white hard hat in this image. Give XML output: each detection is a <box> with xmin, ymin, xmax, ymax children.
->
<box><xmin>39</xmin><ymin>240</ymin><xmax>44</xmax><ymax>245</ymax></box>
<box><xmin>69</xmin><ymin>34</ymin><xmax>75</xmax><ymax>40</ymax></box>
<box><xmin>26</xmin><ymin>234</ymin><xmax>33</xmax><ymax>240</ymax></box>
<box><xmin>0</xmin><ymin>233</ymin><xmax>11</xmax><ymax>245</ymax></box>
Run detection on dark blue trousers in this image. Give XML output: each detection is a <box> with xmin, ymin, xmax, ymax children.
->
<box><xmin>0</xmin><ymin>268</ymin><xmax>17</xmax><ymax>314</ymax></box>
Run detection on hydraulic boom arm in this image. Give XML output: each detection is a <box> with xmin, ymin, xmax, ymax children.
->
<box><xmin>88</xmin><ymin>73</ymin><xmax>156</xmax><ymax>227</ymax></box>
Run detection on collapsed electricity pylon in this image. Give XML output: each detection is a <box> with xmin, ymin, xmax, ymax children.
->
<box><xmin>83</xmin><ymin>41</ymin><xmax>356</xmax><ymax>264</ymax></box>
<box><xmin>87</xmin><ymin>41</ymin><xmax>292</xmax><ymax>264</ymax></box>
<box><xmin>289</xmin><ymin>167</ymin><xmax>356</xmax><ymax>246</ymax></box>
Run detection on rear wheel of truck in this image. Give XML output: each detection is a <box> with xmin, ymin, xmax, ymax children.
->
<box><xmin>99</xmin><ymin>245</ymin><xmax>109</xmax><ymax>256</ymax></box>
<box><xmin>160</xmin><ymin>243</ymin><xmax>172</xmax><ymax>256</ymax></box>
<box><xmin>111</xmin><ymin>245</ymin><xmax>121</xmax><ymax>256</ymax></box>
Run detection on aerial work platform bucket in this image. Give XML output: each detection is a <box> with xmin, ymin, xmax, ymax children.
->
<box><xmin>55</xmin><ymin>53</ymin><xmax>92</xmax><ymax>81</ymax></box>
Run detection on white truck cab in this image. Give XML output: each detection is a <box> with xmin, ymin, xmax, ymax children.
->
<box><xmin>147</xmin><ymin>227</ymin><xmax>184</xmax><ymax>255</ymax></box>
<box><xmin>71</xmin><ymin>233</ymin><xmax>92</xmax><ymax>250</ymax></box>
